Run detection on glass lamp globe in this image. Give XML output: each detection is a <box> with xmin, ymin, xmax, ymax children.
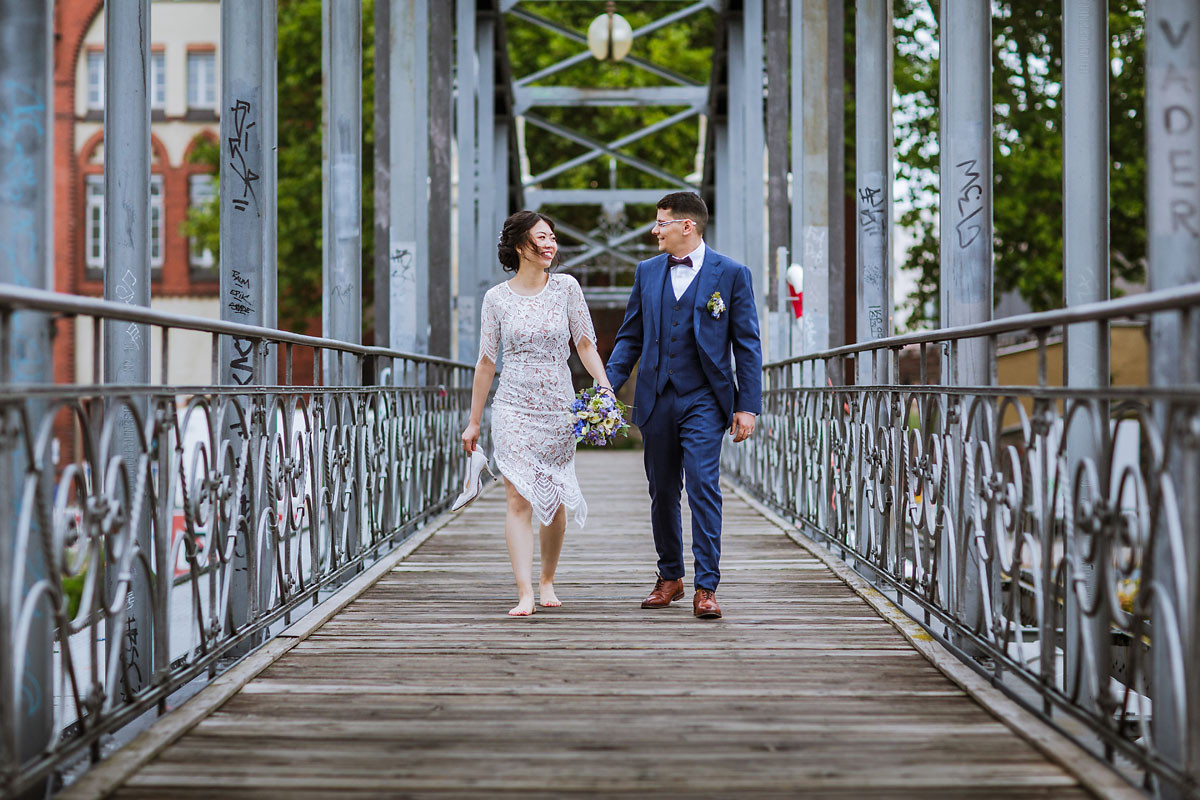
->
<box><xmin>587</xmin><ymin>11</ymin><xmax>634</xmax><ymax>62</ymax></box>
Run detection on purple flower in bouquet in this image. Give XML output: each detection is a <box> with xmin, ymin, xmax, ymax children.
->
<box><xmin>569</xmin><ymin>384</ymin><xmax>630</xmax><ymax>446</ymax></box>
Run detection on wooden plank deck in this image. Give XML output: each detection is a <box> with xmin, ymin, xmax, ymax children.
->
<box><xmin>109</xmin><ymin>450</ymin><xmax>1098</xmax><ymax>799</ymax></box>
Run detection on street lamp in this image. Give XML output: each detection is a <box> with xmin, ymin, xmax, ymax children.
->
<box><xmin>587</xmin><ymin>2</ymin><xmax>633</xmax><ymax>62</ymax></box>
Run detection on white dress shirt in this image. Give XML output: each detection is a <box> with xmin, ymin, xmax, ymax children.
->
<box><xmin>669</xmin><ymin>240</ymin><xmax>706</xmax><ymax>300</ymax></box>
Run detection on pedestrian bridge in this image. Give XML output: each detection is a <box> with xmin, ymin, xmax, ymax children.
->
<box><xmin>60</xmin><ymin>451</ymin><xmax>1109</xmax><ymax>799</ymax></box>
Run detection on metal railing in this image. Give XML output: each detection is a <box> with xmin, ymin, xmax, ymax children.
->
<box><xmin>0</xmin><ymin>286</ymin><xmax>473</xmax><ymax>796</ymax></box>
<box><xmin>724</xmin><ymin>283</ymin><xmax>1200</xmax><ymax>795</ymax></box>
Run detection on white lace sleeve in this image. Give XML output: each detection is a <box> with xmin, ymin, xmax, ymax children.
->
<box><xmin>478</xmin><ymin>290</ymin><xmax>500</xmax><ymax>363</ymax></box>
<box><xmin>566</xmin><ymin>277</ymin><xmax>597</xmax><ymax>349</ymax></box>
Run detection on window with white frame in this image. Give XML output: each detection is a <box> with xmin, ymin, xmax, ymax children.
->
<box><xmin>188</xmin><ymin>174</ymin><xmax>216</xmax><ymax>270</ymax></box>
<box><xmin>150</xmin><ymin>175</ymin><xmax>164</xmax><ymax>268</ymax></box>
<box><xmin>151</xmin><ymin>51</ymin><xmax>166</xmax><ymax>111</ymax></box>
<box><xmin>186</xmin><ymin>51</ymin><xmax>216</xmax><ymax>111</ymax></box>
<box><xmin>84</xmin><ymin>175</ymin><xmax>165</xmax><ymax>272</ymax></box>
<box><xmin>85</xmin><ymin>175</ymin><xmax>104</xmax><ymax>269</ymax></box>
<box><xmin>86</xmin><ymin>51</ymin><xmax>104</xmax><ymax>111</ymax></box>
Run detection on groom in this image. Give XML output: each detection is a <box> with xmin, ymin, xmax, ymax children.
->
<box><xmin>606</xmin><ymin>192</ymin><xmax>762</xmax><ymax>619</ymax></box>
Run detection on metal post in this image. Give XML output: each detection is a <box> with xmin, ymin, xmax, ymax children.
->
<box><xmin>854</xmin><ymin>0</ymin><xmax>892</xmax><ymax>577</ymax></box>
<box><xmin>494</xmin><ymin>118</ymin><xmax>510</xmax><ymax>254</ymax></box>
<box><xmin>789</xmin><ymin>0</ymin><xmax>805</xmax><ymax>369</ymax></box>
<box><xmin>323</xmin><ymin>0</ymin><xmax>362</xmax><ymax>565</ymax></box>
<box><xmin>855</xmin><ymin>0</ymin><xmax>892</xmax><ymax>382</ymax></box>
<box><xmin>723</xmin><ymin>14</ymin><xmax>747</xmax><ymax>264</ymax></box>
<box><xmin>374</xmin><ymin>0</ymin><xmax>391</xmax><ymax>350</ymax></box>
<box><xmin>455</xmin><ymin>0</ymin><xmax>478</xmax><ymax>363</ymax></box>
<box><xmin>475</xmin><ymin>13</ymin><xmax>497</xmax><ymax>294</ymax></box>
<box><xmin>799</xmin><ymin>0</ymin><xmax>832</xmax><ymax>383</ymax></box>
<box><xmin>939</xmin><ymin>0</ymin><xmax>992</xmax><ymax>639</ymax></box>
<box><xmin>429</xmin><ymin>4</ymin><xmax>452</xmax><ymax>358</ymax></box>
<box><xmin>261</xmin><ymin>0</ymin><xmax>279</xmax><ymax>614</ymax></box>
<box><xmin>742</xmin><ymin>0</ymin><xmax>767</xmax><ymax>323</ymax></box>
<box><xmin>221</xmin><ymin>0</ymin><xmax>267</xmax><ymax>648</ymax></box>
<box><xmin>323</xmin><ymin>0</ymin><xmax>363</xmax><ymax>363</ymax></box>
<box><xmin>388</xmin><ymin>0</ymin><xmax>430</xmax><ymax>356</ymax></box>
<box><xmin>263</xmin><ymin>2</ymin><xmax>279</xmax><ymax>342</ymax></box>
<box><xmin>714</xmin><ymin>120</ymin><xmax>731</xmax><ymax>253</ymax></box>
<box><xmin>766</xmin><ymin>0</ymin><xmax>789</xmax><ymax>362</ymax></box>
<box><xmin>1062</xmin><ymin>0</ymin><xmax>1110</xmax><ymax>713</ymax></box>
<box><xmin>104</xmin><ymin>0</ymin><xmax>153</xmax><ymax>699</ymax></box>
<box><xmin>1147</xmin><ymin>0</ymin><xmax>1200</xmax><ymax>791</ymax></box>
<box><xmin>0</xmin><ymin>0</ymin><xmax>54</xmax><ymax>780</ymax></box>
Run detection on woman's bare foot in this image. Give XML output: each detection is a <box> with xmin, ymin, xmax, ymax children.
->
<box><xmin>539</xmin><ymin>583</ymin><xmax>562</xmax><ymax>608</ymax></box>
<box><xmin>508</xmin><ymin>596</ymin><xmax>536</xmax><ymax>616</ymax></box>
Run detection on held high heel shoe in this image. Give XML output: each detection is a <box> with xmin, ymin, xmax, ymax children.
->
<box><xmin>451</xmin><ymin>446</ymin><xmax>495</xmax><ymax>512</ymax></box>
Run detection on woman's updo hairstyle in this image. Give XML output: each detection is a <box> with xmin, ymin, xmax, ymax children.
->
<box><xmin>498</xmin><ymin>210</ymin><xmax>556</xmax><ymax>273</ymax></box>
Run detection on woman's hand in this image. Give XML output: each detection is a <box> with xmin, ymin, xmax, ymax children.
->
<box><xmin>461</xmin><ymin>422</ymin><xmax>481</xmax><ymax>455</ymax></box>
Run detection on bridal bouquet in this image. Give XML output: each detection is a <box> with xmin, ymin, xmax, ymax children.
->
<box><xmin>570</xmin><ymin>385</ymin><xmax>630</xmax><ymax>446</ymax></box>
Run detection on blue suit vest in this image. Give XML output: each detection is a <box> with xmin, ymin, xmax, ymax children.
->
<box><xmin>655</xmin><ymin>271</ymin><xmax>707</xmax><ymax>396</ymax></box>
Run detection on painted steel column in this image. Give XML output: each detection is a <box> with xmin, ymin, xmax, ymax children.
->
<box><xmin>455</xmin><ymin>0</ymin><xmax>478</xmax><ymax>363</ymax></box>
<box><xmin>388</xmin><ymin>0</ymin><xmax>430</xmax><ymax>356</ymax></box>
<box><xmin>104</xmin><ymin>0</ymin><xmax>153</xmax><ymax>699</ymax></box>
<box><xmin>788</xmin><ymin>0</ymin><xmax>805</xmax><ymax>367</ymax></box>
<box><xmin>939</xmin><ymin>0</ymin><xmax>992</xmax><ymax>639</ymax></box>
<box><xmin>221</xmin><ymin>0</ymin><xmax>267</xmax><ymax>648</ymax></box>
<box><xmin>801</xmin><ymin>0</ymin><xmax>830</xmax><ymax>383</ymax></box>
<box><xmin>429</xmin><ymin>3</ymin><xmax>453</xmax><ymax>358</ymax></box>
<box><xmin>741</xmin><ymin>0</ymin><xmax>767</xmax><ymax>324</ymax></box>
<box><xmin>723</xmin><ymin>13</ymin><xmax>747</xmax><ymax>264</ymax></box>
<box><xmin>475</xmin><ymin>14</ymin><xmax>498</xmax><ymax>291</ymax></box>
<box><xmin>1147</xmin><ymin>0</ymin><xmax>1200</xmax><ymax>789</ymax></box>
<box><xmin>714</xmin><ymin>121</ymin><xmax>731</xmax><ymax>254</ymax></box>
<box><xmin>263</xmin><ymin>2</ymin><xmax>279</xmax><ymax>341</ymax></box>
<box><xmin>0</xmin><ymin>0</ymin><xmax>54</xmax><ymax>777</ymax></box>
<box><xmin>765</xmin><ymin>0</ymin><xmax>789</xmax><ymax>361</ymax></box>
<box><xmin>854</xmin><ymin>0</ymin><xmax>892</xmax><ymax>382</ymax></box>
<box><xmin>323</xmin><ymin>0</ymin><xmax>362</xmax><ymax>367</ymax></box>
<box><xmin>1062</xmin><ymin>0</ymin><xmax>1110</xmax><ymax>714</ymax></box>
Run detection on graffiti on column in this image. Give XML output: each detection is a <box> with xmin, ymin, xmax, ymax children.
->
<box><xmin>1155</xmin><ymin>17</ymin><xmax>1198</xmax><ymax>239</ymax></box>
<box><xmin>954</xmin><ymin>159</ymin><xmax>986</xmax><ymax>249</ymax></box>
<box><xmin>227</xmin><ymin>99</ymin><xmax>260</xmax><ymax>213</ymax></box>
<box><xmin>858</xmin><ymin>170</ymin><xmax>888</xmax><ymax>341</ymax></box>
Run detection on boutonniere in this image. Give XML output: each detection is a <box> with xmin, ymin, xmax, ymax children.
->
<box><xmin>706</xmin><ymin>291</ymin><xmax>726</xmax><ymax>319</ymax></box>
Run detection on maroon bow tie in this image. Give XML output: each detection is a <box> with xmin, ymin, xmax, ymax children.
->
<box><xmin>667</xmin><ymin>255</ymin><xmax>693</xmax><ymax>268</ymax></box>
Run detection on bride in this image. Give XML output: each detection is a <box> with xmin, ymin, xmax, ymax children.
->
<box><xmin>460</xmin><ymin>211</ymin><xmax>613</xmax><ymax>616</ymax></box>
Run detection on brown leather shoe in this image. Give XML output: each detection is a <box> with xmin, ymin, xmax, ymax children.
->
<box><xmin>693</xmin><ymin>588</ymin><xmax>722</xmax><ymax>619</ymax></box>
<box><xmin>641</xmin><ymin>575</ymin><xmax>685</xmax><ymax>608</ymax></box>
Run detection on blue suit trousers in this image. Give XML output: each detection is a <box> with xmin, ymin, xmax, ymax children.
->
<box><xmin>639</xmin><ymin>383</ymin><xmax>725</xmax><ymax>591</ymax></box>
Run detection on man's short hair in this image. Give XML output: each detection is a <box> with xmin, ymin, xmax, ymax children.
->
<box><xmin>657</xmin><ymin>192</ymin><xmax>708</xmax><ymax>236</ymax></box>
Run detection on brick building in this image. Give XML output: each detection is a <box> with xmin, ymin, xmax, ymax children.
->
<box><xmin>54</xmin><ymin>0</ymin><xmax>221</xmax><ymax>386</ymax></box>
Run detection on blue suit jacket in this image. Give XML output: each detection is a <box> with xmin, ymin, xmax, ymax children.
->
<box><xmin>606</xmin><ymin>247</ymin><xmax>763</xmax><ymax>428</ymax></box>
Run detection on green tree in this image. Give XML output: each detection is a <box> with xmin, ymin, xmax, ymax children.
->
<box><xmin>894</xmin><ymin>0</ymin><xmax>1147</xmax><ymax>328</ymax></box>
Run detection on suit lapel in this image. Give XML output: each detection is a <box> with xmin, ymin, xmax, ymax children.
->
<box><xmin>692</xmin><ymin>248</ymin><xmax>722</xmax><ymax>344</ymax></box>
<box><xmin>645</xmin><ymin>253</ymin><xmax>669</xmax><ymax>343</ymax></box>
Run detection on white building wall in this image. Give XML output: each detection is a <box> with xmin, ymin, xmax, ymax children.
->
<box><xmin>75</xmin><ymin>296</ymin><xmax>222</xmax><ymax>386</ymax></box>
<box><xmin>74</xmin><ymin>1</ymin><xmax>221</xmax><ymax>166</ymax></box>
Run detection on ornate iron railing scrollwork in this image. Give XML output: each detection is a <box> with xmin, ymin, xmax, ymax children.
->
<box><xmin>724</xmin><ymin>283</ymin><xmax>1200</xmax><ymax>795</ymax></box>
<box><xmin>0</xmin><ymin>285</ymin><xmax>474</xmax><ymax>796</ymax></box>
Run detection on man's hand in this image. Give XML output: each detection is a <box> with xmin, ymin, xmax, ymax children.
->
<box><xmin>729</xmin><ymin>411</ymin><xmax>756</xmax><ymax>443</ymax></box>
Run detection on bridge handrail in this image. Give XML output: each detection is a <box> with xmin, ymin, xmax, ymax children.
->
<box><xmin>0</xmin><ymin>283</ymin><xmax>472</xmax><ymax>371</ymax></box>
<box><xmin>726</xmin><ymin>285</ymin><xmax>1200</xmax><ymax>794</ymax></box>
<box><xmin>765</xmin><ymin>280</ymin><xmax>1200</xmax><ymax>367</ymax></box>
<box><xmin>0</xmin><ymin>285</ymin><xmax>475</xmax><ymax>796</ymax></box>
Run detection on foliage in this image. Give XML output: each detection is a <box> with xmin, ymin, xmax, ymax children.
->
<box><xmin>893</xmin><ymin>0</ymin><xmax>1147</xmax><ymax>328</ymax></box>
<box><xmin>504</xmin><ymin>3</ymin><xmax>716</xmax><ymax>234</ymax></box>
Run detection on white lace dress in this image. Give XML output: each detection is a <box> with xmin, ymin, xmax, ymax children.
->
<box><xmin>479</xmin><ymin>273</ymin><xmax>597</xmax><ymax>527</ymax></box>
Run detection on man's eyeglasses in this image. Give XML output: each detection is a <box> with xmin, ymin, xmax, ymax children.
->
<box><xmin>650</xmin><ymin>219</ymin><xmax>689</xmax><ymax>230</ymax></box>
